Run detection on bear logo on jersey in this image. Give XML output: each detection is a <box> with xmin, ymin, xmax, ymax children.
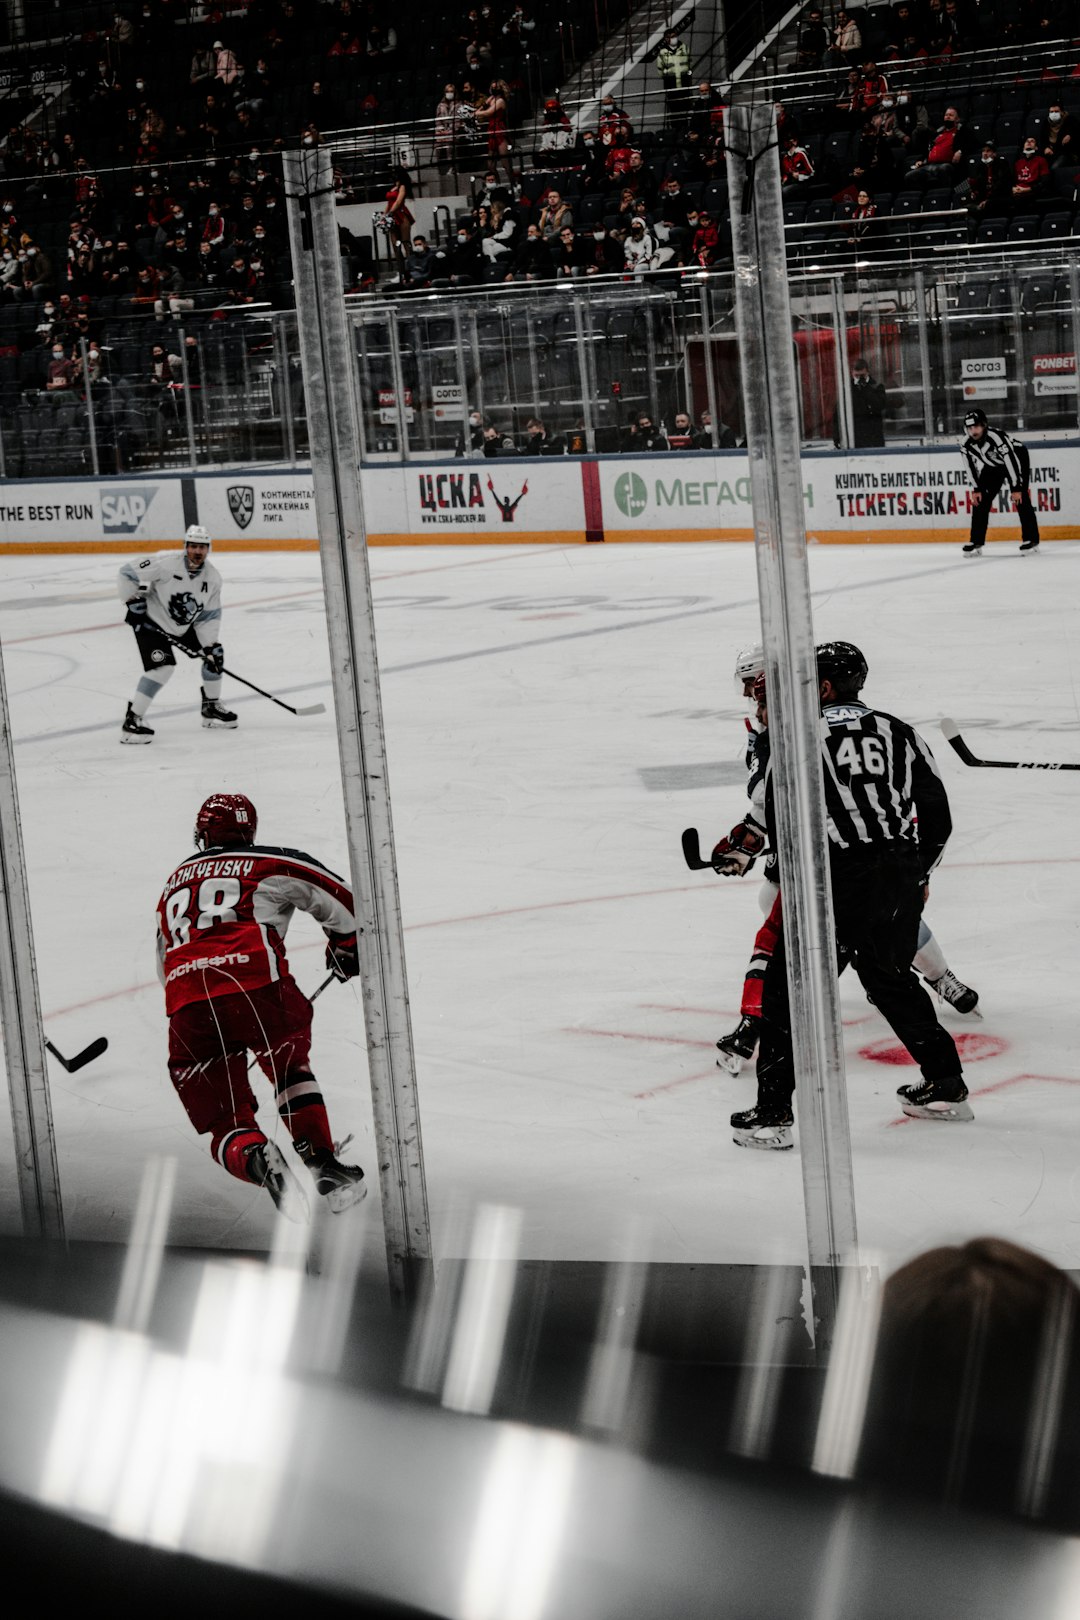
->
<box><xmin>168</xmin><ymin>590</ymin><xmax>200</xmax><ymax>625</ymax></box>
<box><xmin>227</xmin><ymin>485</ymin><xmax>254</xmax><ymax>529</ymax></box>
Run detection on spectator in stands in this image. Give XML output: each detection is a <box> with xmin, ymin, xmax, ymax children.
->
<box><xmin>74</xmin><ymin>339</ymin><xmax>103</xmax><ymax>387</ymax></box>
<box><xmin>828</xmin><ymin>9</ymin><xmax>862</xmax><ymax>65</ymax></box>
<box><xmin>846</xmin><ymin>356</ymin><xmax>888</xmax><ymax>446</ymax></box>
<box><xmin>966</xmin><ymin>141</ymin><xmax>1011</xmax><ymax>224</ymax></box>
<box><xmin>667</xmin><ymin>411</ymin><xmax>697</xmax><ymax>449</ymax></box>
<box><xmin>212</xmin><ymin>40</ymin><xmax>240</xmax><ymax>85</ymax></box>
<box><xmin>689</xmin><ymin>209</ymin><xmax>721</xmax><ymax>266</ymax></box>
<box><xmin>781</xmin><ymin>134</ymin><xmax>815</xmax><ymax>184</ymax></box>
<box><xmin>516</xmin><ymin>222</ymin><xmax>555</xmax><ymax>277</ymax></box>
<box><xmin>552</xmin><ymin>223</ymin><xmax>589</xmax><ymax>277</ymax></box>
<box><xmin>479</xmin><ymin>199</ymin><xmax>518</xmax><ymax>269</ymax></box>
<box><xmin>583</xmin><ymin>226</ymin><xmax>623</xmax><ymax>275</ymax></box>
<box><xmin>578</xmin><ymin>130</ymin><xmax>608</xmax><ymax>190</ymax></box>
<box><xmin>907</xmin><ymin>107</ymin><xmax>965</xmax><ymax>182</ymax></box>
<box><xmin>538</xmin><ymin>97</ymin><xmax>574</xmax><ymax>158</ymax></box>
<box><xmin>456</xmin><ymin>409</ymin><xmax>487</xmax><ymax>456</ymax></box>
<box><xmin>624</xmin><ymin>216</ymin><xmax>670</xmax><ymax>275</ymax></box>
<box><xmin>435</xmin><ymin>84</ymin><xmax>466</xmax><ymax>173</ymax></box>
<box><xmin>625</xmin><ymin>148</ymin><xmax>658</xmax><ymax>209</ymax></box>
<box><xmin>402</xmin><ymin>235</ymin><xmax>442</xmax><ymax>286</ymax></box>
<box><xmin>846</xmin><ymin>189</ymin><xmax>878</xmax><ymax>244</ymax></box>
<box><xmin>190</xmin><ymin>43</ymin><xmax>215</xmax><ymax>85</ymax></box>
<box><xmin>1041</xmin><ymin>105</ymin><xmax>1075</xmax><ymax>166</ymax></box>
<box><xmin>448</xmin><ymin>221</ymin><xmax>484</xmax><ymax>284</ymax></box>
<box><xmin>1013</xmin><ymin>137</ymin><xmax>1051</xmax><ymax>200</ymax></box>
<box><xmin>699</xmin><ymin>408</ymin><xmax>737</xmax><ymax>448</ymax></box>
<box><xmin>797</xmin><ymin>8</ymin><xmax>828</xmax><ymax>68</ymax></box>
<box><xmin>654</xmin><ymin>28</ymin><xmax>691</xmax><ymax>123</ymax></box>
<box><xmin>689</xmin><ymin>79</ymin><xmax>724</xmax><ymax>141</ymax></box>
<box><xmin>202</xmin><ymin>201</ymin><xmax>227</xmax><ymax>249</ymax></box>
<box><xmin>538</xmin><ymin>189</ymin><xmax>573</xmax><ymax>240</ymax></box>
<box><xmin>655</xmin><ymin>177</ymin><xmax>692</xmax><ymax>257</ymax></box>
<box><xmin>46</xmin><ymin>342</ymin><xmax>75</xmax><ymax>391</ymax></box>
<box><xmin>522</xmin><ymin>416</ymin><xmax>565</xmax><ymax>454</ymax></box>
<box><xmin>170</xmin><ymin>334</ymin><xmax>201</xmax><ymax>389</ymax></box>
<box><xmin>329</xmin><ymin>27</ymin><xmax>361</xmax><ymax>57</ymax></box>
<box><xmin>635</xmin><ymin>412</ymin><xmax>669</xmax><ymax>452</ymax></box>
<box><xmin>598</xmin><ymin>94</ymin><xmax>632</xmax><ymax>144</ymax></box>
<box><xmin>0</xmin><ymin>246</ymin><xmax>20</xmax><ymax>298</ymax></box>
<box><xmin>855</xmin><ymin>61</ymin><xmax>890</xmax><ymax>113</ymax></box>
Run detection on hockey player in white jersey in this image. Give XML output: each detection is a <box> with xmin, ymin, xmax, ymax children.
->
<box><xmin>117</xmin><ymin>525</ymin><xmax>238</xmax><ymax>743</ymax></box>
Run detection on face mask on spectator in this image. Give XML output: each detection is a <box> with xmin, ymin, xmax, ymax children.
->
<box><xmin>1023</xmin><ymin>143</ymin><xmax>1037</xmax><ymax>156</ymax></box>
<box><xmin>881</xmin><ymin>97</ymin><xmax>894</xmax><ymax>108</ymax></box>
<box><xmin>687</xmin><ymin>213</ymin><xmax>699</xmax><ymax>227</ymax></box>
<box><xmin>457</xmin><ymin>231</ymin><xmax>468</xmax><ymax>242</ymax></box>
<box><xmin>982</xmin><ymin>153</ymin><xmax>993</xmax><ymax>163</ymax></box>
<box><xmin>1049</xmin><ymin>111</ymin><xmax>1062</xmax><ymax>123</ymax></box>
<box><xmin>593</xmin><ymin>229</ymin><xmax>605</xmax><ymax>239</ymax></box>
<box><xmin>52</xmin><ymin>347</ymin><xmax>63</xmax><ymax>358</ymax></box>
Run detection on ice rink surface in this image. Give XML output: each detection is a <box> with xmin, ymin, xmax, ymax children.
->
<box><xmin>2</xmin><ymin>538</ymin><xmax>1080</xmax><ymax>1270</ymax></box>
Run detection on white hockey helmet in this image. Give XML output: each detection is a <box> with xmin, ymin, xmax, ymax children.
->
<box><xmin>733</xmin><ymin>643</ymin><xmax>765</xmax><ymax>683</ymax></box>
<box><xmin>184</xmin><ymin>524</ymin><xmax>211</xmax><ymax>549</ymax></box>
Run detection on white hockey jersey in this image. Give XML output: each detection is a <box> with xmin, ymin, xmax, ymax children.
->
<box><xmin>117</xmin><ymin>551</ymin><xmax>223</xmax><ymax>645</ymax></box>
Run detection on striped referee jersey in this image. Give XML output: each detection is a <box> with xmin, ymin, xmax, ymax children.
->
<box><xmin>961</xmin><ymin>426</ymin><xmax>1029</xmax><ymax>491</ymax></box>
<box><xmin>766</xmin><ymin>703</ymin><xmax>952</xmax><ymax>877</ymax></box>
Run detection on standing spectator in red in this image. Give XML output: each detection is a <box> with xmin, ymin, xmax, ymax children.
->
<box><xmin>781</xmin><ymin>133</ymin><xmax>815</xmax><ymax>184</ymax></box>
<box><xmin>383</xmin><ymin>165</ymin><xmax>414</xmax><ymax>260</ymax></box>
<box><xmin>1013</xmin><ymin>137</ymin><xmax>1050</xmax><ymax>199</ymax></box>
<box><xmin>477</xmin><ymin>78</ymin><xmax>511</xmax><ymax>180</ymax></box>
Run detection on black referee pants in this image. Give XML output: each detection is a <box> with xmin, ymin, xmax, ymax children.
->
<box><xmin>755</xmin><ymin>849</ymin><xmax>963</xmax><ymax>1114</ymax></box>
<box><xmin>969</xmin><ymin>462</ymin><xmax>1040</xmax><ymax>548</ymax></box>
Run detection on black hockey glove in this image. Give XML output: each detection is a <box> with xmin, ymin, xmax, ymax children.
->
<box><xmin>202</xmin><ymin>642</ymin><xmax>225</xmax><ymax>675</ymax></box>
<box><xmin>711</xmin><ymin>818</ymin><xmax>767</xmax><ymax>877</ymax></box>
<box><xmin>125</xmin><ymin>595</ymin><xmax>148</xmax><ymax>626</ymax></box>
<box><xmin>326</xmin><ymin>931</ymin><xmax>360</xmax><ymax>981</ymax></box>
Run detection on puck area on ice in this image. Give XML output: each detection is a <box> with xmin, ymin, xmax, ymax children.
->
<box><xmin>859</xmin><ymin>1032</ymin><xmax>1008</xmax><ymax>1066</ymax></box>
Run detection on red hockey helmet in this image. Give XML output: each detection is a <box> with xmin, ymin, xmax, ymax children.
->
<box><xmin>194</xmin><ymin>792</ymin><xmax>257</xmax><ymax>850</ymax></box>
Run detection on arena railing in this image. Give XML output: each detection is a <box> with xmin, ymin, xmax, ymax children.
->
<box><xmin>3</xmin><ymin>245</ymin><xmax>1078</xmax><ymax>481</ymax></box>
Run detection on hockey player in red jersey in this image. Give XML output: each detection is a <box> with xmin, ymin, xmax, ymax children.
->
<box><xmin>156</xmin><ymin>792</ymin><xmax>366</xmax><ymax>1218</ymax></box>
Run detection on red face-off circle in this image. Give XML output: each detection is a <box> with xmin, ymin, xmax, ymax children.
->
<box><xmin>858</xmin><ymin>1032</ymin><xmax>1007</xmax><ymax>1066</ymax></box>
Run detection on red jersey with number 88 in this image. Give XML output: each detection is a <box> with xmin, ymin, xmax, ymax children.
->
<box><xmin>156</xmin><ymin>844</ymin><xmax>356</xmax><ymax>1016</ymax></box>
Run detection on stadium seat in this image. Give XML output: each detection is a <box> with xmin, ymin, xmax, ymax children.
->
<box><xmin>976</xmin><ymin>216</ymin><xmax>1009</xmax><ymax>243</ymax></box>
<box><xmin>1039</xmin><ymin>211</ymin><xmax>1073</xmax><ymax>238</ymax></box>
<box><xmin>1008</xmin><ymin>214</ymin><xmax>1041</xmax><ymax>240</ymax></box>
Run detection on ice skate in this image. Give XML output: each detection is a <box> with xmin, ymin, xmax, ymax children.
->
<box><xmin>897</xmin><ymin>1076</ymin><xmax>973</xmax><ymax>1123</ymax></box>
<box><xmin>731</xmin><ymin>1104</ymin><xmax>794</xmax><ymax>1151</ymax></box>
<box><xmin>716</xmin><ymin>1014</ymin><xmax>761</xmax><ymax>1075</ymax></box>
<box><xmin>961</xmin><ymin>540</ymin><xmax>983</xmax><ymax>556</ymax></box>
<box><xmin>201</xmin><ymin>688</ymin><xmax>238</xmax><ymax>729</ymax></box>
<box><xmin>294</xmin><ymin>1137</ymin><xmax>367</xmax><ymax>1213</ymax></box>
<box><xmin>246</xmin><ymin>1140</ymin><xmax>309</xmax><ymax>1220</ymax></box>
<box><xmin>1018</xmin><ymin>537</ymin><xmax>1040</xmax><ymax>554</ymax></box>
<box><xmin>925</xmin><ymin>969</ymin><xmax>980</xmax><ymax>1016</ymax></box>
<box><xmin>120</xmin><ymin>702</ymin><xmax>153</xmax><ymax>744</ymax></box>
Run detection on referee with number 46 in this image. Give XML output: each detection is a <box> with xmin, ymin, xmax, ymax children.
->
<box><xmin>715</xmin><ymin>642</ymin><xmax>970</xmax><ymax>1151</ymax></box>
<box><xmin>960</xmin><ymin>409</ymin><xmax>1040</xmax><ymax>555</ymax></box>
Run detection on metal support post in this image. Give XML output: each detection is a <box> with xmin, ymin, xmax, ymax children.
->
<box><xmin>913</xmin><ymin>271</ymin><xmax>935</xmax><ymax>442</ymax></box>
<box><xmin>698</xmin><ymin>279</ymin><xmax>722</xmax><ymax>447</ymax></box>
<box><xmin>386</xmin><ymin>307</ymin><xmax>411</xmax><ymax>461</ymax></box>
<box><xmin>283</xmin><ymin>146</ymin><xmax>431</xmax><ymax>1299</ymax></box>
<box><xmin>829</xmin><ymin>278</ymin><xmax>854</xmax><ymax>451</ymax></box>
<box><xmin>937</xmin><ymin>276</ymin><xmax>953</xmax><ymax>435</ymax></box>
<box><xmin>177</xmin><ymin>327</ymin><xmax>198</xmax><ymax>468</ymax></box>
<box><xmin>1069</xmin><ymin>257</ymin><xmax>1080</xmax><ymax>434</ymax></box>
<box><xmin>726</xmin><ymin>100</ymin><xmax>858</xmax><ymax>1351</ymax></box>
<box><xmin>274</xmin><ymin>316</ymin><xmax>297</xmax><ymax>468</ymax></box>
<box><xmin>79</xmin><ymin>337</ymin><xmax>100</xmax><ymax>475</ymax></box>
<box><xmin>1009</xmin><ymin>269</ymin><xmax>1026</xmax><ymax>433</ymax></box>
<box><xmin>452</xmin><ymin>307</ymin><xmax>473</xmax><ymax>455</ymax></box>
<box><xmin>570</xmin><ymin>292</ymin><xmax>595</xmax><ymax>451</ymax></box>
<box><xmin>0</xmin><ymin>638</ymin><xmax>64</xmax><ymax>1238</ymax></box>
<box><xmin>0</xmin><ymin>410</ymin><xmax>6</xmax><ymax>480</ymax></box>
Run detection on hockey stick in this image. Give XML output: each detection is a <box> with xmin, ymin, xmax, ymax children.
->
<box><xmin>681</xmin><ymin>828</ymin><xmax>714</xmax><ymax>871</ymax></box>
<box><xmin>166</xmin><ymin>633</ymin><xmax>326</xmax><ymax>718</ymax></box>
<box><xmin>940</xmin><ymin>717</ymin><xmax>1080</xmax><ymax>772</ymax></box>
<box><xmin>45</xmin><ymin>1035</ymin><xmax>108</xmax><ymax>1073</ymax></box>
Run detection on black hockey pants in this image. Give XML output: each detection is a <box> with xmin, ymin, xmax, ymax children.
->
<box><xmin>969</xmin><ymin>457</ymin><xmax>1040</xmax><ymax>548</ymax></box>
<box><xmin>754</xmin><ymin>847</ymin><xmax>963</xmax><ymax>1113</ymax></box>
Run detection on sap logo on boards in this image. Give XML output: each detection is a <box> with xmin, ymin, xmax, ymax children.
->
<box><xmin>100</xmin><ymin>486</ymin><xmax>159</xmax><ymax>534</ymax></box>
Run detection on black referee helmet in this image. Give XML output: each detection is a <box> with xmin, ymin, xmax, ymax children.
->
<box><xmin>816</xmin><ymin>640</ymin><xmax>868</xmax><ymax>696</ymax></box>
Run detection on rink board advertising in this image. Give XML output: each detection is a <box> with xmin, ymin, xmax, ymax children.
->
<box><xmin>0</xmin><ymin>447</ymin><xmax>1076</xmax><ymax>549</ymax></box>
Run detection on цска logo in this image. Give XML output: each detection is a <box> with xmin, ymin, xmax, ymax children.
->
<box><xmin>613</xmin><ymin>471</ymin><xmax>648</xmax><ymax>519</ymax></box>
<box><xmin>100</xmin><ymin>486</ymin><xmax>158</xmax><ymax>535</ymax></box>
<box><xmin>227</xmin><ymin>485</ymin><xmax>255</xmax><ymax>529</ymax></box>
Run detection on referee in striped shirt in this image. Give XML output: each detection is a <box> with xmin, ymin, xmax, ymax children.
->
<box><xmin>961</xmin><ymin>409</ymin><xmax>1040</xmax><ymax>555</ymax></box>
<box><xmin>730</xmin><ymin>641</ymin><xmax>970</xmax><ymax>1151</ymax></box>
